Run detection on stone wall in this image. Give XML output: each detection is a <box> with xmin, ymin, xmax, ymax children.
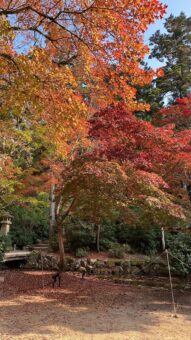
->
<box><xmin>25</xmin><ymin>252</ymin><xmax>177</xmax><ymax>276</ymax></box>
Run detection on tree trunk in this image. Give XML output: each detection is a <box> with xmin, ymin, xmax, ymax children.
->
<box><xmin>57</xmin><ymin>222</ymin><xmax>65</xmax><ymax>270</ymax></box>
<box><xmin>96</xmin><ymin>224</ymin><xmax>101</xmax><ymax>253</ymax></box>
<box><xmin>56</xmin><ymin>197</ymin><xmax>76</xmax><ymax>269</ymax></box>
<box><xmin>49</xmin><ymin>184</ymin><xmax>56</xmax><ymax>240</ymax></box>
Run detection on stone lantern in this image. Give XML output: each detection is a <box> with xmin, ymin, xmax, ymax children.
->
<box><xmin>0</xmin><ymin>212</ymin><xmax>13</xmax><ymax>236</ymax></box>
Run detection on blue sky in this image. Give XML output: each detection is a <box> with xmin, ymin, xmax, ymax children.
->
<box><xmin>145</xmin><ymin>0</ymin><xmax>191</xmax><ymax>68</ymax></box>
<box><xmin>14</xmin><ymin>0</ymin><xmax>191</xmax><ymax>62</ymax></box>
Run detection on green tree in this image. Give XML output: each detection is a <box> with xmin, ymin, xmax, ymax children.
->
<box><xmin>137</xmin><ymin>13</ymin><xmax>191</xmax><ymax>117</ymax></box>
<box><xmin>149</xmin><ymin>12</ymin><xmax>191</xmax><ymax>106</ymax></box>
<box><xmin>9</xmin><ymin>193</ymin><xmax>49</xmax><ymax>249</ymax></box>
<box><xmin>136</xmin><ymin>63</ymin><xmax>164</xmax><ymax>118</ymax></box>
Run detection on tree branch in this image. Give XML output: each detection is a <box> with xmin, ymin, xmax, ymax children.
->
<box><xmin>0</xmin><ymin>53</ymin><xmax>20</xmax><ymax>71</ymax></box>
<box><xmin>56</xmin><ymin>197</ymin><xmax>76</xmax><ymax>223</ymax></box>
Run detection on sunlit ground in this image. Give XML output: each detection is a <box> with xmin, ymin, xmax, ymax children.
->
<box><xmin>0</xmin><ymin>271</ymin><xmax>191</xmax><ymax>340</ymax></box>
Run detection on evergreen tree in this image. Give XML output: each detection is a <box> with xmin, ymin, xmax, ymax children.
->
<box><xmin>137</xmin><ymin>13</ymin><xmax>191</xmax><ymax>116</ymax></box>
<box><xmin>136</xmin><ymin>63</ymin><xmax>164</xmax><ymax>119</ymax></box>
<box><xmin>149</xmin><ymin>12</ymin><xmax>191</xmax><ymax>106</ymax></box>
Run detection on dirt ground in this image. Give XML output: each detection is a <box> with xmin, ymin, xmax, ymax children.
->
<box><xmin>0</xmin><ymin>271</ymin><xmax>191</xmax><ymax>340</ymax></box>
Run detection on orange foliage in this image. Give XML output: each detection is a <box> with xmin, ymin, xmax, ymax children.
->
<box><xmin>0</xmin><ymin>0</ymin><xmax>167</xmax><ymax>152</ymax></box>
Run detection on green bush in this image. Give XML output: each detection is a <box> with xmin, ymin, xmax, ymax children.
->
<box><xmin>0</xmin><ymin>233</ymin><xmax>12</xmax><ymax>262</ymax></box>
<box><xmin>122</xmin><ymin>243</ymin><xmax>132</xmax><ymax>253</ymax></box>
<box><xmin>165</xmin><ymin>233</ymin><xmax>191</xmax><ymax>275</ymax></box>
<box><xmin>9</xmin><ymin>195</ymin><xmax>49</xmax><ymax>249</ymax></box>
<box><xmin>10</xmin><ymin>228</ymin><xmax>36</xmax><ymax>249</ymax></box>
<box><xmin>75</xmin><ymin>248</ymin><xmax>88</xmax><ymax>258</ymax></box>
<box><xmin>49</xmin><ymin>234</ymin><xmax>59</xmax><ymax>252</ymax></box>
<box><xmin>100</xmin><ymin>221</ymin><xmax>117</xmax><ymax>250</ymax></box>
<box><xmin>115</xmin><ymin>223</ymin><xmax>133</xmax><ymax>243</ymax></box>
<box><xmin>64</xmin><ymin>219</ymin><xmax>95</xmax><ymax>251</ymax></box>
<box><xmin>64</xmin><ymin>220</ymin><xmax>162</xmax><ymax>256</ymax></box>
<box><xmin>100</xmin><ymin>239</ymin><xmax>115</xmax><ymax>251</ymax></box>
<box><xmin>108</xmin><ymin>243</ymin><xmax>126</xmax><ymax>258</ymax></box>
<box><xmin>116</xmin><ymin>226</ymin><xmax>161</xmax><ymax>255</ymax></box>
<box><xmin>65</xmin><ymin>219</ymin><xmax>120</xmax><ymax>253</ymax></box>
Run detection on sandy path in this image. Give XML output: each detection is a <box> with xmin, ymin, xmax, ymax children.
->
<box><xmin>0</xmin><ymin>271</ymin><xmax>190</xmax><ymax>340</ymax></box>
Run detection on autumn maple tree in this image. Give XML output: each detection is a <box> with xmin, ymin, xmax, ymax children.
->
<box><xmin>0</xmin><ymin>0</ymin><xmax>168</xmax><ymax>157</ymax></box>
<box><xmin>89</xmin><ymin>103</ymin><xmax>191</xmax><ymax>223</ymax></box>
<box><xmin>0</xmin><ymin>0</ymin><xmax>170</xmax><ymax>266</ymax></box>
<box><xmin>54</xmin><ymin>100</ymin><xmax>191</xmax><ymax>266</ymax></box>
<box><xmin>153</xmin><ymin>96</ymin><xmax>191</xmax><ymax>130</ymax></box>
<box><xmin>0</xmin><ymin>0</ymin><xmax>167</xmax><ymax>121</ymax></box>
<box><xmin>152</xmin><ymin>96</ymin><xmax>191</xmax><ymax>201</ymax></box>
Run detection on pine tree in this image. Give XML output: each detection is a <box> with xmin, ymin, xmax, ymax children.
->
<box><xmin>136</xmin><ymin>13</ymin><xmax>191</xmax><ymax>117</ymax></box>
<box><xmin>149</xmin><ymin>12</ymin><xmax>191</xmax><ymax>106</ymax></box>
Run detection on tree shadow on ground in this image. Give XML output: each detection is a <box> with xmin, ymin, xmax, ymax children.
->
<box><xmin>0</xmin><ymin>271</ymin><xmax>190</xmax><ymax>338</ymax></box>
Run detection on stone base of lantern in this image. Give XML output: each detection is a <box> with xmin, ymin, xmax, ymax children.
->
<box><xmin>1</xmin><ymin>223</ymin><xmax>11</xmax><ymax>236</ymax></box>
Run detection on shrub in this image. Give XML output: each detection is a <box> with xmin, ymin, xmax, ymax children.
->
<box><xmin>0</xmin><ymin>233</ymin><xmax>12</xmax><ymax>262</ymax></box>
<box><xmin>49</xmin><ymin>234</ymin><xmax>59</xmax><ymax>252</ymax></box>
<box><xmin>9</xmin><ymin>195</ymin><xmax>49</xmax><ymax>249</ymax></box>
<box><xmin>100</xmin><ymin>221</ymin><xmax>117</xmax><ymax>250</ymax></box>
<box><xmin>64</xmin><ymin>219</ymin><xmax>95</xmax><ymax>251</ymax></box>
<box><xmin>9</xmin><ymin>228</ymin><xmax>36</xmax><ymax>249</ymax></box>
<box><xmin>115</xmin><ymin>223</ymin><xmax>133</xmax><ymax>243</ymax></box>
<box><xmin>165</xmin><ymin>233</ymin><xmax>191</xmax><ymax>275</ymax></box>
<box><xmin>75</xmin><ymin>248</ymin><xmax>88</xmax><ymax>258</ymax></box>
<box><xmin>122</xmin><ymin>243</ymin><xmax>132</xmax><ymax>253</ymax></box>
<box><xmin>65</xmin><ymin>219</ymin><xmax>121</xmax><ymax>253</ymax></box>
<box><xmin>116</xmin><ymin>226</ymin><xmax>161</xmax><ymax>255</ymax></box>
<box><xmin>100</xmin><ymin>239</ymin><xmax>115</xmax><ymax>251</ymax></box>
<box><xmin>108</xmin><ymin>243</ymin><xmax>126</xmax><ymax>258</ymax></box>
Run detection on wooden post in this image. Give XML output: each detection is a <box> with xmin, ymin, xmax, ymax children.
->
<box><xmin>49</xmin><ymin>184</ymin><xmax>56</xmax><ymax>240</ymax></box>
<box><xmin>96</xmin><ymin>224</ymin><xmax>101</xmax><ymax>253</ymax></box>
<box><xmin>161</xmin><ymin>227</ymin><xmax>166</xmax><ymax>251</ymax></box>
<box><xmin>57</xmin><ymin>222</ymin><xmax>65</xmax><ymax>270</ymax></box>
